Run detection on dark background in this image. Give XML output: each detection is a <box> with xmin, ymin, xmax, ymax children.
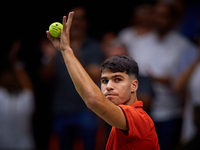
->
<box><xmin>3</xmin><ymin>0</ymin><xmax>155</xmax><ymax>43</ymax></box>
<box><xmin>1</xmin><ymin>0</ymin><xmax>155</xmax><ymax>68</ymax></box>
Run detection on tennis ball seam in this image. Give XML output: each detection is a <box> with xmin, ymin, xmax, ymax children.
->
<box><xmin>49</xmin><ymin>22</ymin><xmax>63</xmax><ymax>37</ymax></box>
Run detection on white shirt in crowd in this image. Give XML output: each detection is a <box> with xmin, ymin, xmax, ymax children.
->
<box><xmin>0</xmin><ymin>87</ymin><xmax>35</xmax><ymax>149</ymax></box>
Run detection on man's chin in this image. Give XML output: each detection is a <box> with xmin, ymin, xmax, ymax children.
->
<box><xmin>107</xmin><ymin>98</ymin><xmax>120</xmax><ymax>105</ymax></box>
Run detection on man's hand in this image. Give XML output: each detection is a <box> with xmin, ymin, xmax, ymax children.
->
<box><xmin>46</xmin><ymin>12</ymin><xmax>74</xmax><ymax>51</ymax></box>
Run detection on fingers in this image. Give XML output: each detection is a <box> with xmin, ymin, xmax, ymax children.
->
<box><xmin>63</xmin><ymin>11</ymin><xmax>74</xmax><ymax>33</ymax></box>
<box><xmin>62</xmin><ymin>16</ymin><xmax>67</xmax><ymax>32</ymax></box>
<box><xmin>67</xmin><ymin>11</ymin><xmax>74</xmax><ymax>31</ymax></box>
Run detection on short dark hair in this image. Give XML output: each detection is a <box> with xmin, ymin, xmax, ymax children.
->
<box><xmin>100</xmin><ymin>55</ymin><xmax>139</xmax><ymax>78</ymax></box>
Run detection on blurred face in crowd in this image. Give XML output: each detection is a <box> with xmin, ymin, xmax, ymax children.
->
<box><xmin>105</xmin><ymin>45</ymin><xmax>128</xmax><ymax>57</ymax></box>
<box><xmin>153</xmin><ymin>3</ymin><xmax>175</xmax><ymax>35</ymax></box>
<box><xmin>101</xmin><ymin>32</ymin><xmax>128</xmax><ymax>58</ymax></box>
<box><xmin>0</xmin><ymin>70</ymin><xmax>22</xmax><ymax>93</ymax></box>
<box><xmin>133</xmin><ymin>4</ymin><xmax>154</xmax><ymax>28</ymax></box>
<box><xmin>70</xmin><ymin>7</ymin><xmax>88</xmax><ymax>39</ymax></box>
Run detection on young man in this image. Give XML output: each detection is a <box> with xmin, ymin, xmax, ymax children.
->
<box><xmin>46</xmin><ymin>12</ymin><xmax>160</xmax><ymax>150</ymax></box>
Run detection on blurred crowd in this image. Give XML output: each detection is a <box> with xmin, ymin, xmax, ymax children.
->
<box><xmin>0</xmin><ymin>0</ymin><xmax>200</xmax><ymax>150</ymax></box>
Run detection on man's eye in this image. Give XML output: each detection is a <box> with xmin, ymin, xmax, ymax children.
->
<box><xmin>101</xmin><ymin>79</ymin><xmax>108</xmax><ymax>84</ymax></box>
<box><xmin>115</xmin><ymin>78</ymin><xmax>122</xmax><ymax>82</ymax></box>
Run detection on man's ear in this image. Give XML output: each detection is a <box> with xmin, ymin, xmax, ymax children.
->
<box><xmin>131</xmin><ymin>79</ymin><xmax>138</xmax><ymax>93</ymax></box>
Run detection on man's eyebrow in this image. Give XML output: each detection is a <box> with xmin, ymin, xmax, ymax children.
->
<box><xmin>100</xmin><ymin>77</ymin><xmax>108</xmax><ymax>80</ymax></box>
<box><xmin>112</xmin><ymin>74</ymin><xmax>125</xmax><ymax>79</ymax></box>
<box><xmin>100</xmin><ymin>74</ymin><xmax>125</xmax><ymax>80</ymax></box>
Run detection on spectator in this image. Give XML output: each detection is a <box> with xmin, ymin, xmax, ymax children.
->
<box><xmin>40</xmin><ymin>37</ymin><xmax>57</xmax><ymax>82</ymax></box>
<box><xmin>118</xmin><ymin>4</ymin><xmax>156</xmax><ymax>76</ymax></box>
<box><xmin>101</xmin><ymin>32</ymin><xmax>128</xmax><ymax>59</ymax></box>
<box><xmin>51</xmin><ymin>7</ymin><xmax>102</xmax><ymax>150</ymax></box>
<box><xmin>147</xmin><ymin>2</ymin><xmax>196</xmax><ymax>150</ymax></box>
<box><xmin>0</xmin><ymin>40</ymin><xmax>35</xmax><ymax>149</ymax></box>
<box><xmin>173</xmin><ymin>41</ymin><xmax>200</xmax><ymax>146</ymax></box>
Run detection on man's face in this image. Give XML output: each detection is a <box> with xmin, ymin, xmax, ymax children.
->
<box><xmin>100</xmin><ymin>69</ymin><xmax>136</xmax><ymax>105</ymax></box>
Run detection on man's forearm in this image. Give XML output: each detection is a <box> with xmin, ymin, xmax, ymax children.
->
<box><xmin>61</xmin><ymin>48</ymin><xmax>104</xmax><ymax>106</ymax></box>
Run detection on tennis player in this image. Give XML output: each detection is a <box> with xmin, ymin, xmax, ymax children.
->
<box><xmin>46</xmin><ymin>12</ymin><xmax>160</xmax><ymax>150</ymax></box>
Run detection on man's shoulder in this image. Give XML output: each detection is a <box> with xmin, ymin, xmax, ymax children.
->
<box><xmin>119</xmin><ymin>101</ymin><xmax>143</xmax><ymax>110</ymax></box>
<box><xmin>119</xmin><ymin>101</ymin><xmax>154</xmax><ymax>125</ymax></box>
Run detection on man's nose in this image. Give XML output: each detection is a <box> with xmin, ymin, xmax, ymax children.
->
<box><xmin>106</xmin><ymin>81</ymin><xmax>114</xmax><ymax>91</ymax></box>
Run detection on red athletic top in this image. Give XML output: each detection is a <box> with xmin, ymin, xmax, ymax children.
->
<box><xmin>106</xmin><ymin>101</ymin><xmax>160</xmax><ymax>150</ymax></box>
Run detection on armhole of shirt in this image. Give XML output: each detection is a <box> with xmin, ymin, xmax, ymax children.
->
<box><xmin>118</xmin><ymin>105</ymin><xmax>129</xmax><ymax>136</ymax></box>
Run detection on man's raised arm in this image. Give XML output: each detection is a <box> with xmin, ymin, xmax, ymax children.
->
<box><xmin>46</xmin><ymin>12</ymin><xmax>127</xmax><ymax>130</ymax></box>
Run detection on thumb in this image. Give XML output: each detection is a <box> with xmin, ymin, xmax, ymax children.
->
<box><xmin>46</xmin><ymin>30</ymin><xmax>54</xmax><ymax>43</ymax></box>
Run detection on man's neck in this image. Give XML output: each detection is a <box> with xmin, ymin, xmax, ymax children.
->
<box><xmin>124</xmin><ymin>94</ymin><xmax>138</xmax><ymax>105</ymax></box>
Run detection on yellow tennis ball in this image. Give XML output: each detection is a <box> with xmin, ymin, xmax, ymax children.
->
<box><xmin>49</xmin><ymin>22</ymin><xmax>63</xmax><ymax>37</ymax></box>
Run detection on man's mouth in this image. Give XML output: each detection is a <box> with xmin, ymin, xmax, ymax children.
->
<box><xmin>106</xmin><ymin>94</ymin><xmax>115</xmax><ymax>96</ymax></box>
<box><xmin>105</xmin><ymin>94</ymin><xmax>117</xmax><ymax>98</ymax></box>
